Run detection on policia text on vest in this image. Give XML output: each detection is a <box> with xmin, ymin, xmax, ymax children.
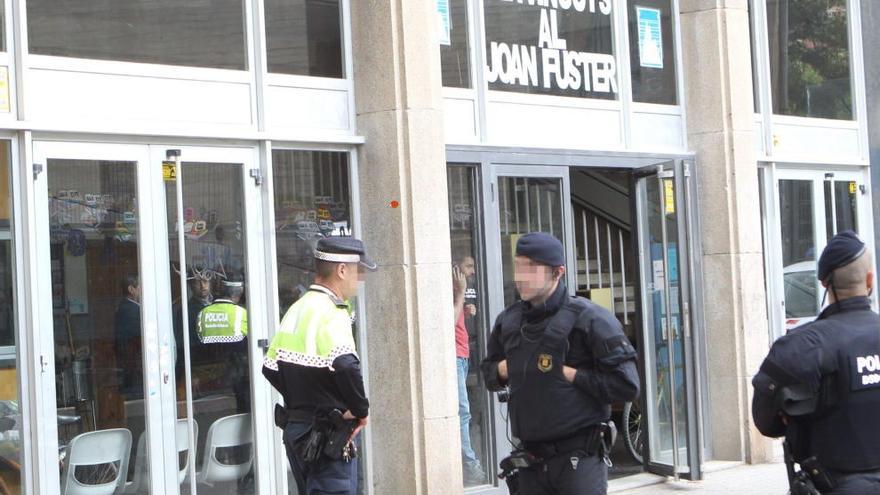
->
<box><xmin>481</xmin><ymin>232</ymin><xmax>640</xmax><ymax>495</ymax></box>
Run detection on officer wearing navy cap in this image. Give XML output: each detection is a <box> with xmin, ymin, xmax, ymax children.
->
<box><xmin>752</xmin><ymin>231</ymin><xmax>880</xmax><ymax>494</ymax></box>
<box><xmin>481</xmin><ymin>232</ymin><xmax>640</xmax><ymax>495</ymax></box>
<box><xmin>263</xmin><ymin>236</ymin><xmax>375</xmax><ymax>495</ymax></box>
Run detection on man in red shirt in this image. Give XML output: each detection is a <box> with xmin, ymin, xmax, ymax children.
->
<box><xmin>453</xmin><ymin>254</ymin><xmax>486</xmax><ymax>485</ymax></box>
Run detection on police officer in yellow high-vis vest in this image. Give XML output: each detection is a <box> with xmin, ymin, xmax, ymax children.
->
<box><xmin>263</xmin><ymin>237</ymin><xmax>375</xmax><ymax>495</ymax></box>
<box><xmin>197</xmin><ymin>276</ymin><xmax>250</xmax><ymax>412</ymax></box>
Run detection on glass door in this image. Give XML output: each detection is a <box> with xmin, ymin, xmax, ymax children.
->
<box><xmin>152</xmin><ymin>145</ymin><xmax>268</xmax><ymax>495</ymax></box>
<box><xmin>33</xmin><ymin>141</ymin><xmax>180</xmax><ymax>494</ymax></box>
<box><xmin>634</xmin><ymin>160</ymin><xmax>701</xmax><ymax>480</ymax></box>
<box><xmin>489</xmin><ymin>166</ymin><xmax>575</xmax><ymax>308</ymax></box>
<box><xmin>772</xmin><ymin>169</ymin><xmax>872</xmax><ymax>336</ymax></box>
<box><xmin>33</xmin><ymin>142</ymin><xmax>268</xmax><ymax>495</ymax></box>
<box><xmin>486</xmin><ymin>165</ymin><xmax>574</xmax><ymax>476</ymax></box>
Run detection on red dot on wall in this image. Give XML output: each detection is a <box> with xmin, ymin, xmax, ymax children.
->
<box><xmin>389</xmin><ymin>200</ymin><xmax>400</xmax><ymax>209</ymax></box>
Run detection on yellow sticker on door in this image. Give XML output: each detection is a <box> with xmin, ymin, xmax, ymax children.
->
<box><xmin>664</xmin><ymin>179</ymin><xmax>675</xmax><ymax>215</ymax></box>
<box><xmin>162</xmin><ymin>161</ymin><xmax>177</xmax><ymax>181</ymax></box>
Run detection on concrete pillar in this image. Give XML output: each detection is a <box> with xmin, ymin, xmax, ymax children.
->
<box><xmin>863</xmin><ymin>1</ymin><xmax>880</xmax><ymax>272</ymax></box>
<box><xmin>679</xmin><ymin>0</ymin><xmax>775</xmax><ymax>463</ymax></box>
<box><xmin>350</xmin><ymin>2</ymin><xmax>463</xmax><ymax>494</ymax></box>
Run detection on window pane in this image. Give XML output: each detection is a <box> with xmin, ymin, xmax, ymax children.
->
<box><xmin>265</xmin><ymin>0</ymin><xmax>344</xmax><ymax>78</ymax></box>
<box><xmin>484</xmin><ymin>2</ymin><xmax>617</xmax><ymax>99</ymax></box>
<box><xmin>272</xmin><ymin>150</ymin><xmax>352</xmax><ymax>316</ymax></box>
<box><xmin>824</xmin><ymin>180</ymin><xmax>858</xmax><ymax>240</ymax></box>
<box><xmin>0</xmin><ymin>3</ymin><xmax>6</xmax><ymax>53</ymax></box>
<box><xmin>27</xmin><ymin>0</ymin><xmax>247</xmax><ymax>70</ymax></box>
<box><xmin>447</xmin><ymin>165</ymin><xmax>491</xmax><ymax>487</ymax></box>
<box><xmin>749</xmin><ymin>3</ymin><xmax>759</xmax><ymax>112</ymax></box>
<box><xmin>766</xmin><ymin>0</ymin><xmax>852</xmax><ymax>120</ymax></box>
<box><xmin>271</xmin><ymin>150</ymin><xmax>366</xmax><ymax>493</ymax></box>
<box><xmin>47</xmin><ymin>159</ymin><xmax>151</xmax><ymax>492</ymax></box>
<box><xmin>0</xmin><ymin>142</ymin><xmax>20</xmax><ymax>495</ymax></box>
<box><xmin>497</xmin><ymin>177</ymin><xmax>564</xmax><ymax>307</ymax></box>
<box><xmin>440</xmin><ymin>0</ymin><xmax>471</xmax><ymax>88</ymax></box>
<box><xmin>168</xmin><ymin>161</ymin><xmax>255</xmax><ymax>494</ymax></box>
<box><xmin>779</xmin><ymin>179</ymin><xmax>819</xmax><ymax>324</ymax></box>
<box><xmin>628</xmin><ymin>0</ymin><xmax>678</xmax><ymax>105</ymax></box>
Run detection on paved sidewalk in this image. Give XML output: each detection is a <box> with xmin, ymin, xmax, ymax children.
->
<box><xmin>612</xmin><ymin>462</ymin><xmax>789</xmax><ymax>494</ymax></box>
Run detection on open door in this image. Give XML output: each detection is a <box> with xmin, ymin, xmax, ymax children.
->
<box><xmin>633</xmin><ymin>160</ymin><xmax>702</xmax><ymax>480</ymax></box>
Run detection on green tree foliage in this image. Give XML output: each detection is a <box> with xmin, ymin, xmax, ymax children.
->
<box><xmin>779</xmin><ymin>0</ymin><xmax>852</xmax><ymax>119</ymax></box>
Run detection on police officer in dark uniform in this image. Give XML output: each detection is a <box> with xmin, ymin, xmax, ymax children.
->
<box><xmin>752</xmin><ymin>231</ymin><xmax>880</xmax><ymax>494</ymax></box>
<box><xmin>481</xmin><ymin>232</ymin><xmax>640</xmax><ymax>495</ymax></box>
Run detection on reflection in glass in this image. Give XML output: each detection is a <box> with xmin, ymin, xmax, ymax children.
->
<box><xmin>47</xmin><ymin>159</ymin><xmax>150</xmax><ymax>492</ymax></box>
<box><xmin>824</xmin><ymin>180</ymin><xmax>858</xmax><ymax>240</ymax></box>
<box><xmin>28</xmin><ymin>0</ymin><xmax>247</xmax><ymax>70</ymax></box>
<box><xmin>641</xmin><ymin>175</ymin><xmax>688</xmax><ymax>469</ymax></box>
<box><xmin>168</xmin><ymin>162</ymin><xmax>254</xmax><ymax>494</ymax></box>
<box><xmin>0</xmin><ymin>3</ymin><xmax>6</xmax><ymax>53</ymax></box>
<box><xmin>628</xmin><ymin>0</ymin><xmax>678</xmax><ymax>105</ymax></box>
<box><xmin>440</xmin><ymin>0</ymin><xmax>471</xmax><ymax>88</ymax></box>
<box><xmin>265</xmin><ymin>0</ymin><xmax>343</xmax><ymax>78</ymax></box>
<box><xmin>271</xmin><ymin>150</ymin><xmax>367</xmax><ymax>494</ymax></box>
<box><xmin>749</xmin><ymin>3</ymin><xmax>760</xmax><ymax>112</ymax></box>
<box><xmin>483</xmin><ymin>2</ymin><xmax>616</xmax><ymax>99</ymax></box>
<box><xmin>779</xmin><ymin>179</ymin><xmax>819</xmax><ymax>321</ymax></box>
<box><xmin>272</xmin><ymin>150</ymin><xmax>351</xmax><ymax>315</ymax></box>
<box><xmin>0</xmin><ymin>143</ymin><xmax>20</xmax><ymax>494</ymax></box>
<box><xmin>497</xmin><ymin>177</ymin><xmax>564</xmax><ymax>307</ymax></box>
<box><xmin>447</xmin><ymin>165</ymin><xmax>491</xmax><ymax>487</ymax></box>
<box><xmin>766</xmin><ymin>0</ymin><xmax>852</xmax><ymax>120</ymax></box>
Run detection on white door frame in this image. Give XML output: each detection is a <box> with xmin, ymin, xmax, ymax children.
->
<box><xmin>31</xmin><ymin>141</ymin><xmax>271</xmax><ymax>494</ymax></box>
<box><xmin>30</xmin><ymin>141</ymin><xmax>178</xmax><ymax>492</ymax></box>
<box><xmin>146</xmin><ymin>144</ymin><xmax>272</xmax><ymax>495</ymax></box>
<box><xmin>767</xmin><ymin>166</ymin><xmax>876</xmax><ymax>341</ymax></box>
<box><xmin>483</xmin><ymin>163</ymin><xmax>574</xmax><ymax>492</ymax></box>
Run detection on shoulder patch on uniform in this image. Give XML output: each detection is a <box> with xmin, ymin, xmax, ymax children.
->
<box><xmin>850</xmin><ymin>353</ymin><xmax>880</xmax><ymax>391</ymax></box>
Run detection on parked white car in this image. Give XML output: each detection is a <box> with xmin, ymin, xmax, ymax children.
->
<box><xmin>783</xmin><ymin>260</ymin><xmax>819</xmax><ymax>332</ymax></box>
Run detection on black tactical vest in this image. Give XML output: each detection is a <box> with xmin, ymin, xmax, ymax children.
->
<box><xmin>793</xmin><ymin>300</ymin><xmax>880</xmax><ymax>472</ymax></box>
<box><xmin>500</xmin><ymin>297</ymin><xmax>608</xmax><ymax>443</ymax></box>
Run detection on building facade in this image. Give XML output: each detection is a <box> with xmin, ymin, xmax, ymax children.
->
<box><xmin>0</xmin><ymin>0</ymin><xmax>874</xmax><ymax>494</ymax></box>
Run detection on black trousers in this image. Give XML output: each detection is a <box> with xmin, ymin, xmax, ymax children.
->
<box><xmin>518</xmin><ymin>451</ymin><xmax>607</xmax><ymax>495</ymax></box>
<box><xmin>829</xmin><ymin>471</ymin><xmax>880</xmax><ymax>495</ymax></box>
<box><xmin>283</xmin><ymin>421</ymin><xmax>358</xmax><ymax>495</ymax></box>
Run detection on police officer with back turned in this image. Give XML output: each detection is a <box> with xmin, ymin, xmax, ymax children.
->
<box><xmin>481</xmin><ymin>232</ymin><xmax>640</xmax><ymax>495</ymax></box>
<box><xmin>752</xmin><ymin>231</ymin><xmax>880</xmax><ymax>494</ymax></box>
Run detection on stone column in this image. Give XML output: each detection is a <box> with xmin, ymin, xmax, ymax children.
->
<box><xmin>350</xmin><ymin>1</ymin><xmax>463</xmax><ymax>494</ymax></box>
<box><xmin>863</xmin><ymin>1</ymin><xmax>880</xmax><ymax>272</ymax></box>
<box><xmin>680</xmin><ymin>0</ymin><xmax>775</xmax><ymax>463</ymax></box>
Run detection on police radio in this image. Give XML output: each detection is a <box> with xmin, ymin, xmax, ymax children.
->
<box><xmin>497</xmin><ymin>386</ymin><xmax>511</xmax><ymax>403</ymax></box>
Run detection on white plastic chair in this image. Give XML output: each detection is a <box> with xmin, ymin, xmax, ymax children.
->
<box><xmin>123</xmin><ymin>418</ymin><xmax>198</xmax><ymax>494</ymax></box>
<box><xmin>196</xmin><ymin>413</ymin><xmax>253</xmax><ymax>486</ymax></box>
<box><xmin>61</xmin><ymin>428</ymin><xmax>132</xmax><ymax>495</ymax></box>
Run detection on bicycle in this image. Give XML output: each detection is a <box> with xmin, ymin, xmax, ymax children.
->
<box><xmin>622</xmin><ymin>400</ymin><xmax>644</xmax><ymax>465</ymax></box>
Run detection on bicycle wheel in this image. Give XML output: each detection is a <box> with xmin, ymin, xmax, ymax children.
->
<box><xmin>622</xmin><ymin>401</ymin><xmax>644</xmax><ymax>465</ymax></box>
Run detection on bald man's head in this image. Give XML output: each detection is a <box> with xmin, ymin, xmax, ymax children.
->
<box><xmin>823</xmin><ymin>248</ymin><xmax>875</xmax><ymax>301</ymax></box>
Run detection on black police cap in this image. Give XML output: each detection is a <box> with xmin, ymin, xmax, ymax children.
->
<box><xmin>315</xmin><ymin>236</ymin><xmax>377</xmax><ymax>271</ymax></box>
<box><xmin>817</xmin><ymin>230</ymin><xmax>866</xmax><ymax>282</ymax></box>
<box><xmin>515</xmin><ymin>232</ymin><xmax>565</xmax><ymax>267</ymax></box>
